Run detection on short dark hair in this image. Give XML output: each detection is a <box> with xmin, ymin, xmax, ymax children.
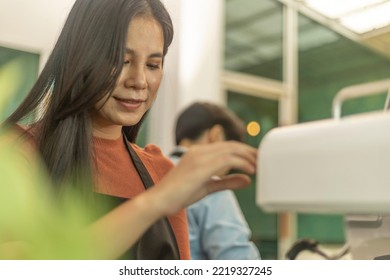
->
<box><xmin>175</xmin><ymin>102</ymin><xmax>246</xmax><ymax>145</ymax></box>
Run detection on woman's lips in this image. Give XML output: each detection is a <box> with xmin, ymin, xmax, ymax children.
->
<box><xmin>114</xmin><ymin>97</ymin><xmax>144</xmax><ymax>110</ymax></box>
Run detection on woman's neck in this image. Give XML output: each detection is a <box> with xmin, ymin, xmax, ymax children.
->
<box><xmin>92</xmin><ymin>124</ymin><xmax>122</xmax><ymax>140</ymax></box>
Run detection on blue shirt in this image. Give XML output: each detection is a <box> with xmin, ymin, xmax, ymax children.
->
<box><xmin>169</xmin><ymin>146</ymin><xmax>261</xmax><ymax>260</ymax></box>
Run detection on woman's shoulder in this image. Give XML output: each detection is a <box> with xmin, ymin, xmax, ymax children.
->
<box><xmin>131</xmin><ymin>143</ymin><xmax>174</xmax><ymax>174</ymax></box>
<box><xmin>3</xmin><ymin>123</ymin><xmax>37</xmax><ymax>145</ymax></box>
<box><xmin>13</xmin><ymin>123</ymin><xmax>38</xmax><ymax>139</ymax></box>
<box><xmin>13</xmin><ymin>123</ymin><xmax>29</xmax><ymax>134</ymax></box>
<box><xmin>131</xmin><ymin>143</ymin><xmax>168</xmax><ymax>160</ymax></box>
<box><xmin>1</xmin><ymin>123</ymin><xmax>42</xmax><ymax>170</ymax></box>
<box><xmin>143</xmin><ymin>143</ymin><xmax>164</xmax><ymax>154</ymax></box>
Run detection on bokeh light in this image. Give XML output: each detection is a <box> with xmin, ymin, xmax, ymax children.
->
<box><xmin>247</xmin><ymin>121</ymin><xmax>261</xmax><ymax>137</ymax></box>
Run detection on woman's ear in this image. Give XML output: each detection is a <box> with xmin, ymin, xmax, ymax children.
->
<box><xmin>208</xmin><ymin>124</ymin><xmax>225</xmax><ymax>143</ymax></box>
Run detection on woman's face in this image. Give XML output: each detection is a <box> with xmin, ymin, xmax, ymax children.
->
<box><xmin>92</xmin><ymin>16</ymin><xmax>164</xmax><ymax>138</ymax></box>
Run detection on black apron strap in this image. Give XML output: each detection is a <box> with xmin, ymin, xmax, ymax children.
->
<box><xmin>123</xmin><ymin>136</ymin><xmax>155</xmax><ymax>188</ymax></box>
<box><xmin>123</xmin><ymin>134</ymin><xmax>180</xmax><ymax>260</ymax></box>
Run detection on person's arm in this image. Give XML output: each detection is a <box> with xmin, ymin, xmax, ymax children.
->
<box><xmin>88</xmin><ymin>184</ymin><xmax>172</xmax><ymax>259</ymax></box>
<box><xmin>89</xmin><ymin>141</ymin><xmax>257</xmax><ymax>259</ymax></box>
<box><xmin>195</xmin><ymin>190</ymin><xmax>260</xmax><ymax>260</ymax></box>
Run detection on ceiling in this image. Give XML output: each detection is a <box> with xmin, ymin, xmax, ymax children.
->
<box><xmin>294</xmin><ymin>0</ymin><xmax>390</xmax><ymax>60</ymax></box>
<box><xmin>362</xmin><ymin>27</ymin><xmax>390</xmax><ymax>57</ymax></box>
<box><xmin>224</xmin><ymin>0</ymin><xmax>390</xmax><ymax>78</ymax></box>
<box><xmin>0</xmin><ymin>0</ymin><xmax>75</xmax><ymax>52</ymax></box>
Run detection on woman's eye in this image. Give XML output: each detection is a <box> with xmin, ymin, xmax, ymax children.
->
<box><xmin>123</xmin><ymin>60</ymin><xmax>130</xmax><ymax>65</ymax></box>
<box><xmin>147</xmin><ymin>63</ymin><xmax>160</xmax><ymax>70</ymax></box>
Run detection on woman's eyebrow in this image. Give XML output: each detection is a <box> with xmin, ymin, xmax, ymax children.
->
<box><xmin>125</xmin><ymin>48</ymin><xmax>163</xmax><ymax>58</ymax></box>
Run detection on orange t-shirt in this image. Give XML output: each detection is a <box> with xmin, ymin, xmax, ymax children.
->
<box><xmin>93</xmin><ymin>136</ymin><xmax>190</xmax><ymax>260</ymax></box>
<box><xmin>17</xmin><ymin>125</ymin><xmax>190</xmax><ymax>260</ymax></box>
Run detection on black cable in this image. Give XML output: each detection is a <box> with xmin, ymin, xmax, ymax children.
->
<box><xmin>286</xmin><ymin>239</ymin><xmax>350</xmax><ymax>260</ymax></box>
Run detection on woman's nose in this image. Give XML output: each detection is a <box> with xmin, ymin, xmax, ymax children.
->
<box><xmin>125</xmin><ymin>66</ymin><xmax>147</xmax><ymax>89</ymax></box>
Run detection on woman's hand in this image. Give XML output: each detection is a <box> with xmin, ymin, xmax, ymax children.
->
<box><xmin>156</xmin><ymin>141</ymin><xmax>257</xmax><ymax>215</ymax></box>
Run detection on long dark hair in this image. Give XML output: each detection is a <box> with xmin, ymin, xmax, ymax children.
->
<box><xmin>6</xmin><ymin>0</ymin><xmax>173</xmax><ymax>194</ymax></box>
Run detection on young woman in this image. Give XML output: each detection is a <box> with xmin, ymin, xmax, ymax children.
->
<box><xmin>5</xmin><ymin>0</ymin><xmax>257</xmax><ymax>260</ymax></box>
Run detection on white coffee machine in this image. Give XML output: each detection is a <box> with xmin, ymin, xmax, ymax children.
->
<box><xmin>256</xmin><ymin>79</ymin><xmax>390</xmax><ymax>260</ymax></box>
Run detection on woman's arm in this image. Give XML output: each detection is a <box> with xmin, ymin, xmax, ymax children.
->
<box><xmin>89</xmin><ymin>141</ymin><xmax>257</xmax><ymax>259</ymax></box>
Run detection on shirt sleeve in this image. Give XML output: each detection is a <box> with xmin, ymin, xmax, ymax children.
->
<box><xmin>187</xmin><ymin>190</ymin><xmax>261</xmax><ymax>260</ymax></box>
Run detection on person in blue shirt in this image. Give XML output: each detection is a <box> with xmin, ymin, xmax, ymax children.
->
<box><xmin>169</xmin><ymin>102</ymin><xmax>261</xmax><ymax>260</ymax></box>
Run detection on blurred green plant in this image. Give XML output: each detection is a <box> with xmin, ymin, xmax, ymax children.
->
<box><xmin>0</xmin><ymin>93</ymin><xmax>104</xmax><ymax>259</ymax></box>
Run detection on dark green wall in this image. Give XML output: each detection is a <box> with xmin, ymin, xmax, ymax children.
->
<box><xmin>227</xmin><ymin>92</ymin><xmax>279</xmax><ymax>259</ymax></box>
<box><xmin>0</xmin><ymin>46</ymin><xmax>39</xmax><ymax>121</ymax></box>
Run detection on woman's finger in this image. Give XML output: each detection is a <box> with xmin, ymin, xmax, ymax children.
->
<box><xmin>205</xmin><ymin>173</ymin><xmax>252</xmax><ymax>193</ymax></box>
